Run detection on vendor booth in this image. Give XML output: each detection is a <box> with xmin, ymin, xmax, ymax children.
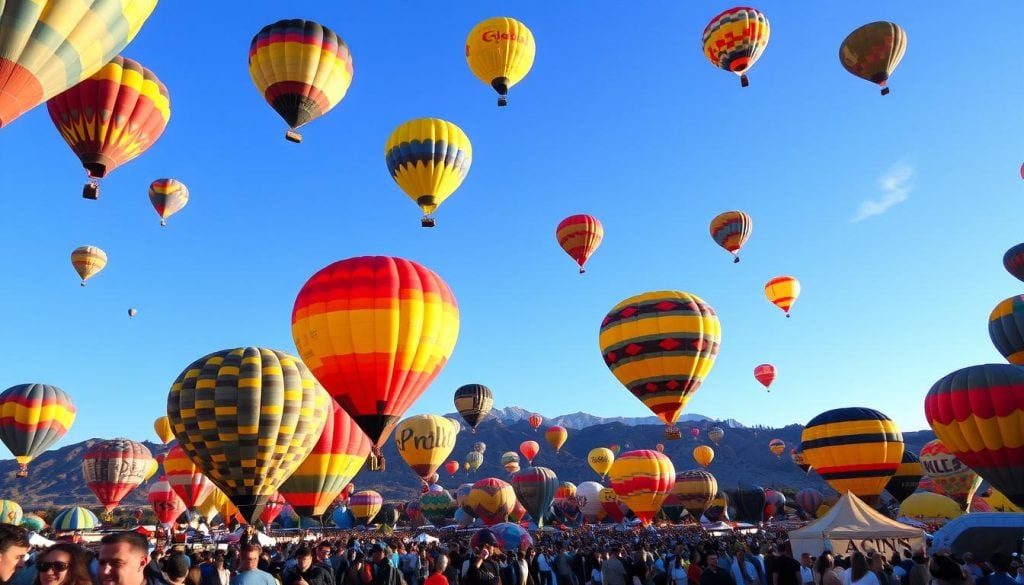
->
<box><xmin>789</xmin><ymin>492</ymin><xmax>925</xmax><ymax>559</ymax></box>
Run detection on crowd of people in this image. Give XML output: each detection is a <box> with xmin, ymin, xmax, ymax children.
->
<box><xmin>0</xmin><ymin>523</ymin><xmax>1021</xmax><ymax>585</ymax></box>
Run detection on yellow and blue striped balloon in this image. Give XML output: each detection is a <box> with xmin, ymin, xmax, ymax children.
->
<box><xmin>989</xmin><ymin>296</ymin><xmax>1024</xmax><ymax>364</ymax></box>
<box><xmin>51</xmin><ymin>506</ymin><xmax>100</xmax><ymax>531</ymax></box>
<box><xmin>385</xmin><ymin>118</ymin><xmax>472</xmax><ymax>227</ymax></box>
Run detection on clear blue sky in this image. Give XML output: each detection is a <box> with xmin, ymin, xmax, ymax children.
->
<box><xmin>1</xmin><ymin>2</ymin><xmax>1020</xmax><ymax>451</ymax></box>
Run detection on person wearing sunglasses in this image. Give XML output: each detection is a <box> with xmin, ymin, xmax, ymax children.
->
<box><xmin>34</xmin><ymin>544</ymin><xmax>93</xmax><ymax>585</ymax></box>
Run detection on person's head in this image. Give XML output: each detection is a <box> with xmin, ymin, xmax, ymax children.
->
<box><xmin>930</xmin><ymin>555</ymin><xmax>966</xmax><ymax>584</ymax></box>
<box><xmin>294</xmin><ymin>547</ymin><xmax>312</xmax><ymax>571</ymax></box>
<box><xmin>98</xmin><ymin>532</ymin><xmax>150</xmax><ymax>585</ymax></box>
<box><xmin>315</xmin><ymin>543</ymin><xmax>331</xmax><ymax>563</ymax></box>
<box><xmin>814</xmin><ymin>552</ymin><xmax>834</xmax><ymax>574</ymax></box>
<box><xmin>706</xmin><ymin>553</ymin><xmax>719</xmax><ymax>569</ymax></box>
<box><xmin>990</xmin><ymin>553</ymin><xmax>1012</xmax><ymax>574</ymax></box>
<box><xmin>801</xmin><ymin>553</ymin><xmax>813</xmax><ymax>568</ymax></box>
<box><xmin>434</xmin><ymin>554</ymin><xmax>448</xmax><ymax>574</ymax></box>
<box><xmin>163</xmin><ymin>553</ymin><xmax>189</xmax><ymax>583</ymax></box>
<box><xmin>850</xmin><ymin>553</ymin><xmax>869</xmax><ymax>582</ymax></box>
<box><xmin>237</xmin><ymin>545</ymin><xmax>261</xmax><ymax>572</ymax></box>
<box><xmin>36</xmin><ymin>543</ymin><xmax>90</xmax><ymax>585</ymax></box>
<box><xmin>371</xmin><ymin>544</ymin><xmax>386</xmax><ymax>563</ymax></box>
<box><xmin>0</xmin><ymin>524</ymin><xmax>29</xmax><ymax>582</ymax></box>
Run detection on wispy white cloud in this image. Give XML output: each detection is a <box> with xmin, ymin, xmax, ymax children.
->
<box><xmin>851</xmin><ymin>163</ymin><xmax>913</xmax><ymax>223</ymax></box>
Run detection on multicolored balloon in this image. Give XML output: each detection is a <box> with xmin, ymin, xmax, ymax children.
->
<box><xmin>795</xmin><ymin>488</ymin><xmax>823</xmax><ymax>518</ymax></box>
<box><xmin>465</xmin><ymin>17</ymin><xmax>536</xmax><ymax>106</ymax></box>
<box><xmin>248</xmin><ymin>20</ymin><xmax>353</xmax><ymax>143</ymax></box>
<box><xmin>148</xmin><ymin>179</ymin><xmax>189</xmax><ymax>226</ymax></box>
<box><xmin>148</xmin><ymin>479</ymin><xmax>186</xmax><ymax>527</ymax></box>
<box><xmin>801</xmin><ymin>407</ymin><xmax>903</xmax><ymax>505</ymax></box>
<box><xmin>885</xmin><ymin>450</ymin><xmax>924</xmax><ymax>502</ymax></box>
<box><xmin>708</xmin><ymin>427</ymin><xmax>724</xmax><ymax>445</ymax></box>
<box><xmin>0</xmin><ymin>501</ymin><xmax>22</xmax><ymax>526</ymax></box>
<box><xmin>839</xmin><ymin>22</ymin><xmax>907</xmax><ymax>95</ymax></box>
<box><xmin>162</xmin><ymin>444</ymin><xmax>215</xmax><ymax>511</ymax></box>
<box><xmin>924</xmin><ymin>363</ymin><xmax>1024</xmax><ymax>509</ymax></box>
<box><xmin>454</xmin><ymin>384</ymin><xmax>494</xmax><ymax>432</ymax></box>
<box><xmin>765</xmin><ymin>276</ymin><xmax>800</xmax><ymax>317</ymax></box>
<box><xmin>1002</xmin><ymin>244</ymin><xmax>1024</xmax><ymax>283</ymax></box>
<box><xmin>791</xmin><ymin>446</ymin><xmax>811</xmax><ymax>473</ymax></box>
<box><xmin>394</xmin><ymin>414</ymin><xmax>459</xmax><ymax>480</ymax></box>
<box><xmin>672</xmin><ymin>469</ymin><xmax>718</xmax><ymax>519</ymax></box>
<box><xmin>918</xmin><ymin>439</ymin><xmax>982</xmax><ymax>511</ymax></box>
<box><xmin>556</xmin><ymin>215</ymin><xmax>604</xmax><ymax>273</ymax></box>
<box><xmin>420</xmin><ymin>490</ymin><xmax>455</xmax><ymax>526</ymax></box>
<box><xmin>166</xmin><ymin>347</ymin><xmax>331</xmax><ymax>522</ymax></box>
<box><xmin>385</xmin><ymin>118</ymin><xmax>472</xmax><ymax>227</ymax></box>
<box><xmin>754</xmin><ymin>364</ymin><xmax>776</xmax><ymax>391</ymax></box>
<box><xmin>465</xmin><ymin>451</ymin><xmax>484</xmax><ymax>473</ymax></box>
<box><xmin>545</xmin><ymin>426</ymin><xmax>568</xmax><ymax>453</ymax></box>
<box><xmin>464</xmin><ymin>478</ymin><xmax>516</xmax><ymax>526</ymax></box>
<box><xmin>608</xmin><ymin>450</ymin><xmax>675</xmax><ymax>525</ymax></box>
<box><xmin>702</xmin><ymin>8</ymin><xmax>770</xmax><ymax>87</ymax></box>
<box><xmin>988</xmin><ymin>296</ymin><xmax>1024</xmax><ymax>364</ymax></box>
<box><xmin>349</xmin><ymin>490</ymin><xmax>382</xmax><ymax>525</ymax></box>
<box><xmin>528</xmin><ymin>414</ymin><xmax>542</xmax><ymax>431</ymax></box>
<box><xmin>600</xmin><ymin>291</ymin><xmax>721</xmax><ymax>426</ymax></box>
<box><xmin>47</xmin><ymin>56</ymin><xmax>170</xmax><ymax>200</ymax></box>
<box><xmin>51</xmin><ymin>507</ymin><xmax>99</xmax><ymax>531</ymax></box>
<box><xmin>0</xmin><ymin>383</ymin><xmax>76</xmax><ymax>477</ymax></box>
<box><xmin>511</xmin><ymin>466</ymin><xmax>558</xmax><ymax>528</ymax></box>
<box><xmin>71</xmin><ymin>246</ymin><xmax>107</xmax><ymax>286</ymax></box>
<box><xmin>83</xmin><ymin>438</ymin><xmax>154</xmax><ymax>512</ymax></box>
<box><xmin>292</xmin><ymin>256</ymin><xmax>460</xmax><ymax>469</ymax></box>
<box><xmin>709</xmin><ymin>210</ymin><xmax>753</xmax><ymax>263</ymax></box>
<box><xmin>0</xmin><ymin>0</ymin><xmax>158</xmax><ymax>128</ymax></box>
<box><xmin>501</xmin><ymin>452</ymin><xmax>521</xmax><ymax>474</ymax></box>
<box><xmin>768</xmin><ymin>439</ymin><xmax>785</xmax><ymax>456</ymax></box>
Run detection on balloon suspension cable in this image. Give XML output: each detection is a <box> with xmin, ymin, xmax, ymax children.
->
<box><xmin>285</xmin><ymin>130</ymin><xmax>303</xmax><ymax>143</ymax></box>
<box><xmin>83</xmin><ymin>182</ymin><xmax>99</xmax><ymax>200</ymax></box>
<box><xmin>880</xmin><ymin>87</ymin><xmax>890</xmax><ymax>96</ymax></box>
<box><xmin>740</xmin><ymin>74</ymin><xmax>750</xmax><ymax>88</ymax></box>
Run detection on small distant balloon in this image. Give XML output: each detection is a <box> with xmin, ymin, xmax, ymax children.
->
<box><xmin>71</xmin><ymin>246</ymin><xmax>107</xmax><ymax>286</ymax></box>
<box><xmin>1003</xmin><ymin>243</ymin><xmax>1024</xmax><ymax>283</ymax></box>
<box><xmin>149</xmin><ymin>179</ymin><xmax>189</xmax><ymax>226</ymax></box>
<box><xmin>128</xmin><ymin>309</ymin><xmax>138</xmax><ymax>319</ymax></box>
<box><xmin>765</xmin><ymin>276</ymin><xmax>800</xmax><ymax>317</ymax></box>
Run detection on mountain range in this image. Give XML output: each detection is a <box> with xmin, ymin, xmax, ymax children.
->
<box><xmin>0</xmin><ymin>409</ymin><xmax>933</xmax><ymax>510</ymax></box>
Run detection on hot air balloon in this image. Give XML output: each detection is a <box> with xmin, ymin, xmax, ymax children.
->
<box><xmin>988</xmin><ymin>296</ymin><xmax>1024</xmax><ymax>365</ymax></box>
<box><xmin>248</xmin><ymin>20</ymin><xmax>353</xmax><ymax>143</ymax></box>
<box><xmin>454</xmin><ymin>384</ymin><xmax>493</xmax><ymax>432</ymax></box>
<box><xmin>730</xmin><ymin>484</ymin><xmax>766</xmax><ymax>524</ymax></box>
<box><xmin>20</xmin><ymin>513</ymin><xmax>44</xmax><ymax>532</ymax></box>
<box><xmin>655</xmin><ymin>444</ymin><xmax>664</xmax><ymax>453</ymax></box>
<box><xmin>1003</xmin><ymin>244</ymin><xmax>1024</xmax><ymax>283</ymax></box>
<box><xmin>709</xmin><ymin>211</ymin><xmax>753</xmax><ymax>262</ymax></box>
<box><xmin>445</xmin><ymin>460</ymin><xmax>460</xmax><ymax>477</ymax></box>
<box><xmin>166</xmin><ymin>347</ymin><xmax>331</xmax><ymax>522</ymax></box>
<box><xmin>599</xmin><ymin>488</ymin><xmax>625</xmax><ymax>523</ymax></box>
<box><xmin>702</xmin><ymin>8</ymin><xmax>770</xmax><ymax>87</ymax></box>
<box><xmin>153</xmin><ymin>416</ymin><xmax>174</xmax><ymax>445</ymax></box>
<box><xmin>768</xmin><ymin>439</ymin><xmax>785</xmax><ymax>456</ymax></box>
<box><xmin>71</xmin><ymin>246</ymin><xmax>107</xmax><ymax>286</ymax></box>
<box><xmin>545</xmin><ymin>426</ymin><xmax>568</xmax><ymax>453</ymax></box>
<box><xmin>917</xmin><ymin>475</ymin><xmax>944</xmax><ymax>496</ymax></box>
<box><xmin>292</xmin><ymin>256</ymin><xmax>460</xmax><ymax>471</ymax></box>
<box><xmin>51</xmin><ymin>507</ymin><xmax>99</xmax><ymax>532</ymax></box>
<box><xmin>511</xmin><ymin>466</ymin><xmax>558</xmax><ymax>528</ymax></box>
<box><xmin>148</xmin><ymin>479</ymin><xmax>186</xmax><ymax>527</ymax></box>
<box><xmin>528</xmin><ymin>414</ymin><xmax>542</xmax><ymax>431</ymax></box>
<box><xmin>795</xmin><ymin>488</ymin><xmax>824</xmax><ymax>518</ymax></box>
<box><xmin>349</xmin><ymin>490</ymin><xmax>382</xmax><ymax>525</ymax></box>
<box><xmin>899</xmin><ymin>492</ymin><xmax>962</xmax><ymax>521</ymax></box>
<box><xmin>556</xmin><ymin>482</ymin><xmax>576</xmax><ymax>501</ymax></box>
<box><xmin>385</xmin><ymin>118</ymin><xmax>472</xmax><ymax>227</ymax></box>
<box><xmin>754</xmin><ymin>364</ymin><xmax>776</xmax><ymax>391</ymax></box>
<box><xmin>0</xmin><ymin>501</ymin><xmax>22</xmax><ymax>526</ymax></box>
<box><xmin>465</xmin><ymin>17</ymin><xmax>536</xmax><ymax>106</ymax></box>
<box><xmin>800</xmin><ymin>407</ymin><xmax>903</xmax><ymax>506</ymax></box>
<box><xmin>704</xmin><ymin>490</ymin><xmax>729</xmax><ymax>522</ymax></box>
<box><xmin>128</xmin><ymin>308</ymin><xmax>138</xmax><ymax>319</ymax></box>
<box><xmin>708</xmin><ymin>427</ymin><xmax>724</xmax><ymax>445</ymax></box>
<box><xmin>394</xmin><ymin>415</ymin><xmax>459</xmax><ymax>481</ymax></box>
<box><xmin>918</xmin><ymin>439</ymin><xmax>981</xmax><ymax>511</ymax></box>
<box><xmin>256</xmin><ymin>492</ymin><xmax>287</xmax><ymax>527</ymax></box>
<box><xmin>47</xmin><ymin>56</ymin><xmax>169</xmax><ymax>200</ymax></box>
<box><xmin>575</xmin><ymin>481</ymin><xmax>604</xmax><ymax>522</ymax></box>
<box><xmin>791</xmin><ymin>447</ymin><xmax>811</xmax><ymax>473</ymax></box>
<box><xmin>672</xmin><ymin>470</ymin><xmax>718</xmax><ymax>519</ymax></box>
<box><xmin>465</xmin><ymin>451</ymin><xmax>484</xmax><ymax>473</ymax></box>
<box><xmin>149</xmin><ymin>179</ymin><xmax>189</xmax><ymax>226</ymax></box>
<box><xmin>556</xmin><ymin>215</ymin><xmax>604</xmax><ymax>273</ymax></box>
<box><xmin>600</xmin><ymin>291</ymin><xmax>721</xmax><ymax>428</ymax></box>
<box><xmin>692</xmin><ymin>445</ymin><xmax>714</xmax><ymax>468</ymax></box>
<box><xmin>690</xmin><ymin>428</ymin><xmax>700</xmax><ymax>440</ymax></box>
<box><xmin>608</xmin><ymin>444</ymin><xmax>621</xmax><ymax>456</ymax></box>
<box><xmin>420</xmin><ymin>490</ymin><xmax>455</xmax><ymax>526</ymax></box>
<box><xmin>885</xmin><ymin>451</ymin><xmax>924</xmax><ymax>502</ymax></box>
<box><xmin>0</xmin><ymin>0</ymin><xmax>158</xmax><ymax>129</ymax></box>
<box><xmin>464</xmin><ymin>478</ymin><xmax>516</xmax><ymax>526</ymax></box>
<box><xmin>608</xmin><ymin>450</ymin><xmax>675</xmax><ymax>526</ymax></box>
<box><xmin>764</xmin><ymin>276</ymin><xmax>800</xmax><ymax>317</ymax></box>
<box><xmin>519</xmin><ymin>441</ymin><xmax>539</xmax><ymax>464</ymax></box>
<box><xmin>585</xmin><ymin>447</ymin><xmax>614</xmax><ymax>480</ymax></box>
<box><xmin>501</xmin><ymin>452</ymin><xmax>521</xmax><ymax>474</ymax></box>
<box><xmin>925</xmin><ymin>364</ymin><xmax>1024</xmax><ymax>509</ymax></box>
<box><xmin>278</xmin><ymin>400</ymin><xmax>372</xmax><ymax>518</ymax></box>
<box><xmin>473</xmin><ymin>442</ymin><xmax>486</xmax><ymax>455</ymax></box>
<box><xmin>162</xmin><ymin>444</ymin><xmax>215</xmax><ymax>511</ymax></box>
<box><xmin>83</xmin><ymin>438</ymin><xmax>154</xmax><ymax>513</ymax></box>
<box><xmin>839</xmin><ymin>22</ymin><xmax>907</xmax><ymax>95</ymax></box>
<box><xmin>0</xmin><ymin>384</ymin><xmax>76</xmax><ymax>478</ymax></box>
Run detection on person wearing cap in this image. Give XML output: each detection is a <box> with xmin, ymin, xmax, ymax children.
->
<box><xmin>361</xmin><ymin>545</ymin><xmax>402</xmax><ymax>585</ymax></box>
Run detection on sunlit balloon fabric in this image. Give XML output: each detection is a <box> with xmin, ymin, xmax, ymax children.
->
<box><xmin>545</xmin><ymin>426</ymin><xmax>567</xmax><ymax>453</ymax></box>
<box><xmin>82</xmin><ymin>438</ymin><xmax>153</xmax><ymax>512</ymax></box>
<box><xmin>839</xmin><ymin>22</ymin><xmax>907</xmax><ymax>95</ymax></box>
<box><xmin>709</xmin><ymin>211</ymin><xmax>752</xmax><ymax>262</ymax></box>
<box><xmin>754</xmin><ymin>364</ymin><xmax>775</xmax><ymax>391</ymax></box>
<box><xmin>248</xmin><ymin>19</ymin><xmax>353</xmax><ymax>143</ymax></box>
<box><xmin>600</xmin><ymin>291</ymin><xmax>721</xmax><ymax>426</ymax></box>
<box><xmin>465</xmin><ymin>17</ymin><xmax>535</xmax><ymax>106</ymax></box>
<box><xmin>608</xmin><ymin>450</ymin><xmax>675</xmax><ymax>525</ymax></box>
<box><xmin>0</xmin><ymin>501</ymin><xmax>21</xmax><ymax>525</ymax></box>
<box><xmin>71</xmin><ymin>246</ymin><xmax>107</xmax><ymax>286</ymax></box>
<box><xmin>394</xmin><ymin>414</ymin><xmax>459</xmax><ymax>480</ymax></box>
<box><xmin>918</xmin><ymin>439</ymin><xmax>980</xmax><ymax>511</ymax></box>
<box><xmin>924</xmin><ymin>363</ymin><xmax>1024</xmax><ymax>509</ymax></box>
<box><xmin>148</xmin><ymin>179</ymin><xmax>189</xmax><ymax>226</ymax></box>
<box><xmin>454</xmin><ymin>384</ymin><xmax>493</xmax><ymax>431</ymax></box>
<box><xmin>588</xmin><ymin>447</ymin><xmax>614</xmax><ymax>479</ymax></box>
<box><xmin>385</xmin><ymin>118</ymin><xmax>472</xmax><ymax>227</ymax></box>
<box><xmin>672</xmin><ymin>469</ymin><xmax>718</xmax><ymax>519</ymax></box>
<box><xmin>166</xmin><ymin>347</ymin><xmax>331</xmax><ymax>522</ymax></box>
<box><xmin>162</xmin><ymin>444</ymin><xmax>214</xmax><ymax>510</ymax></box>
<box><xmin>899</xmin><ymin>492</ymin><xmax>962</xmax><ymax>521</ymax></box>
<box><xmin>277</xmin><ymin>400</ymin><xmax>371</xmax><ymax>518</ymax></box>
<box><xmin>292</xmin><ymin>256</ymin><xmax>459</xmax><ymax>460</ymax></box>
<box><xmin>693</xmin><ymin>445</ymin><xmax>714</xmax><ymax>468</ymax></box>
<box><xmin>153</xmin><ymin>415</ymin><xmax>174</xmax><ymax>444</ymax></box>
<box><xmin>764</xmin><ymin>276</ymin><xmax>800</xmax><ymax>317</ymax></box>
<box><xmin>801</xmin><ymin>407</ymin><xmax>903</xmax><ymax>504</ymax></box>
<box><xmin>0</xmin><ymin>383</ymin><xmax>76</xmax><ymax>477</ymax></box>
<box><xmin>519</xmin><ymin>440</ymin><xmax>539</xmax><ymax>464</ymax></box>
<box><xmin>464</xmin><ymin>478</ymin><xmax>515</xmax><ymax>526</ymax></box>
<box><xmin>1002</xmin><ymin>244</ymin><xmax>1024</xmax><ymax>283</ymax></box>
<box><xmin>51</xmin><ymin>506</ymin><xmax>99</xmax><ymax>531</ymax></box>
<box><xmin>47</xmin><ymin>56</ymin><xmax>170</xmax><ymax>199</ymax></box>
<box><xmin>885</xmin><ymin>450</ymin><xmax>923</xmax><ymax>502</ymax></box>
<box><xmin>528</xmin><ymin>414</ymin><xmax>542</xmax><ymax>431</ymax></box>
<box><xmin>708</xmin><ymin>426</ymin><xmax>724</xmax><ymax>445</ymax></box>
<box><xmin>556</xmin><ymin>215</ymin><xmax>604</xmax><ymax>273</ymax></box>
<box><xmin>988</xmin><ymin>296</ymin><xmax>1024</xmax><ymax>365</ymax></box>
<box><xmin>768</xmin><ymin>439</ymin><xmax>785</xmax><ymax>456</ymax></box>
<box><xmin>702</xmin><ymin>8</ymin><xmax>770</xmax><ymax>87</ymax></box>
<box><xmin>0</xmin><ymin>0</ymin><xmax>158</xmax><ymax>128</ymax></box>
<box><xmin>148</xmin><ymin>479</ymin><xmax>186</xmax><ymax>526</ymax></box>
<box><xmin>349</xmin><ymin>490</ymin><xmax>382</xmax><ymax>524</ymax></box>
<box><xmin>511</xmin><ymin>466</ymin><xmax>558</xmax><ymax>528</ymax></box>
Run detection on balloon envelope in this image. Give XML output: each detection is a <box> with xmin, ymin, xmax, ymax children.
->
<box><xmin>0</xmin><ymin>383</ymin><xmax>76</xmax><ymax>476</ymax></box>
<box><xmin>608</xmin><ymin>450</ymin><xmax>675</xmax><ymax>525</ymax></box>
<box><xmin>454</xmin><ymin>384</ymin><xmax>494</xmax><ymax>431</ymax></box>
<box><xmin>465</xmin><ymin>17</ymin><xmax>536</xmax><ymax>106</ymax></box>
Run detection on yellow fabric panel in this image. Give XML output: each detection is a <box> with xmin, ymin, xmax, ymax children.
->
<box><xmin>466</xmin><ymin>17</ymin><xmax>536</xmax><ymax>87</ymax></box>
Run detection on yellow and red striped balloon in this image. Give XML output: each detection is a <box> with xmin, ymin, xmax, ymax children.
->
<box><xmin>545</xmin><ymin>426</ymin><xmax>568</xmax><ymax>453</ymax></box>
<box><xmin>608</xmin><ymin>449</ymin><xmax>675</xmax><ymax>525</ymax></box>
<box><xmin>672</xmin><ymin>469</ymin><xmax>718</xmax><ymax>519</ymax></box>
<box><xmin>148</xmin><ymin>179</ymin><xmax>190</xmax><ymax>226</ymax></box>
<box><xmin>600</xmin><ymin>291</ymin><xmax>721</xmax><ymax>426</ymax></box>
<box><xmin>769</xmin><ymin>439</ymin><xmax>785</xmax><ymax>456</ymax></box>
<box><xmin>988</xmin><ymin>296</ymin><xmax>1024</xmax><ymax>364</ymax></box>
<box><xmin>556</xmin><ymin>215</ymin><xmax>604</xmax><ymax>273</ymax></box>
<box><xmin>349</xmin><ymin>490</ymin><xmax>382</xmax><ymax>525</ymax></box>
<box><xmin>709</xmin><ymin>211</ymin><xmax>752</xmax><ymax>262</ymax></box>
<box><xmin>765</xmin><ymin>276</ymin><xmax>800</xmax><ymax>317</ymax></box>
<box><xmin>918</xmin><ymin>439</ymin><xmax>980</xmax><ymax>511</ymax></box>
<box><xmin>291</xmin><ymin>256</ymin><xmax>460</xmax><ymax>469</ymax></box>
<box><xmin>464</xmin><ymin>477</ymin><xmax>515</xmax><ymax>526</ymax></box>
<box><xmin>148</xmin><ymin>478</ymin><xmax>186</xmax><ymax>526</ymax></box>
<box><xmin>702</xmin><ymin>8</ymin><xmax>770</xmax><ymax>87</ymax></box>
<box><xmin>801</xmin><ymin>407</ymin><xmax>903</xmax><ymax>505</ymax></box>
<box><xmin>925</xmin><ymin>363</ymin><xmax>1024</xmax><ymax>509</ymax></box>
<box><xmin>0</xmin><ymin>383</ymin><xmax>76</xmax><ymax>477</ymax></box>
<box><xmin>162</xmin><ymin>444</ymin><xmax>215</xmax><ymax>510</ymax></box>
<box><xmin>71</xmin><ymin>246</ymin><xmax>107</xmax><ymax>286</ymax></box>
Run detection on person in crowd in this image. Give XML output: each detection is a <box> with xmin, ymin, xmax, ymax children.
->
<box><xmin>669</xmin><ymin>555</ymin><xmax>686</xmax><ymax>585</ymax></box>
<box><xmin>284</xmin><ymin>547</ymin><xmax>334</xmax><ymax>585</ymax></box>
<box><xmin>929</xmin><ymin>556</ymin><xmax>971</xmax><ymax>585</ymax></box>
<box><xmin>686</xmin><ymin>552</ymin><xmax>703</xmax><ymax>585</ymax></box>
<box><xmin>32</xmin><ymin>543</ymin><xmax>92</xmax><ymax>585</ymax></box>
<box><xmin>842</xmin><ymin>554</ymin><xmax>879</xmax><ymax>585</ymax></box>
<box><xmin>699</xmin><ymin>554</ymin><xmax>735</xmax><ymax>585</ymax></box>
<box><xmin>769</xmin><ymin>545</ymin><xmax>799</xmax><ymax>585</ymax></box>
<box><xmin>231</xmin><ymin>545</ymin><xmax>276</xmax><ymax>585</ymax></box>
<box><xmin>464</xmin><ymin>544</ymin><xmax>500</xmax><ymax>585</ymax></box>
<box><xmin>362</xmin><ymin>544</ymin><xmax>402</xmax><ymax>585</ymax></box>
<box><xmin>425</xmin><ymin>556</ymin><xmax>449</xmax><ymax>585</ymax></box>
<box><xmin>98</xmin><ymin>532</ymin><xmax>169</xmax><ymax>585</ymax></box>
<box><xmin>601</xmin><ymin>548</ymin><xmax>627</xmax><ymax>585</ymax></box>
<box><xmin>798</xmin><ymin>555</ymin><xmax>814</xmax><ymax>585</ymax></box>
<box><xmin>0</xmin><ymin>525</ymin><xmax>30</xmax><ymax>585</ymax></box>
<box><xmin>730</xmin><ymin>548</ymin><xmax>758</xmax><ymax>585</ymax></box>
